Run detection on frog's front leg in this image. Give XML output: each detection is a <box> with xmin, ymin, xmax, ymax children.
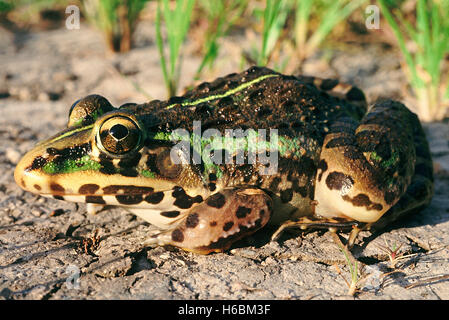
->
<box><xmin>145</xmin><ymin>187</ymin><xmax>273</xmax><ymax>254</ymax></box>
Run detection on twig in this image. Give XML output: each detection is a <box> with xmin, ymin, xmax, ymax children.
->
<box><xmin>405</xmin><ymin>274</ymin><xmax>449</xmax><ymax>289</ymax></box>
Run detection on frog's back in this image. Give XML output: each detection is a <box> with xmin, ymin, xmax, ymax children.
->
<box><xmin>124</xmin><ymin>67</ymin><xmax>370</xmax><ymax>223</ymax></box>
<box><xmin>130</xmin><ymin>67</ymin><xmax>366</xmax><ymax>140</ymax></box>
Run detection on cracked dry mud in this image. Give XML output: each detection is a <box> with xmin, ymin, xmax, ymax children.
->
<box><xmin>1</xmin><ymin>22</ymin><xmax>449</xmax><ymax>300</ymax></box>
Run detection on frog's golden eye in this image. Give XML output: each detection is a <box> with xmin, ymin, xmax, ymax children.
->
<box><xmin>97</xmin><ymin>116</ymin><xmax>142</xmax><ymax>157</ymax></box>
<box><xmin>68</xmin><ymin>95</ymin><xmax>114</xmax><ymax>127</ymax></box>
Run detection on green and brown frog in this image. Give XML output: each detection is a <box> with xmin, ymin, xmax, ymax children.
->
<box><xmin>14</xmin><ymin>67</ymin><xmax>434</xmax><ymax>254</ymax></box>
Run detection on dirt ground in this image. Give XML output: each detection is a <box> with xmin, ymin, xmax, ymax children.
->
<box><xmin>1</xmin><ymin>20</ymin><xmax>449</xmax><ymax>300</ymax></box>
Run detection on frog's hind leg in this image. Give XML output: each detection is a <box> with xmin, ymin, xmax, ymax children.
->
<box><xmin>145</xmin><ymin>187</ymin><xmax>273</xmax><ymax>254</ymax></box>
<box><xmin>314</xmin><ymin>100</ymin><xmax>433</xmax><ymax>243</ymax></box>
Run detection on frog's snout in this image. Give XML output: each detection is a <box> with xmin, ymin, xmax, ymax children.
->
<box><xmin>14</xmin><ymin>147</ymin><xmax>53</xmax><ymax>195</ymax></box>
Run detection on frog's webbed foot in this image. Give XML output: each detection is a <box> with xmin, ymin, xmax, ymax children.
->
<box><xmin>272</xmin><ymin>216</ymin><xmax>365</xmax><ymax>247</ymax></box>
<box><xmin>145</xmin><ymin>187</ymin><xmax>273</xmax><ymax>254</ymax></box>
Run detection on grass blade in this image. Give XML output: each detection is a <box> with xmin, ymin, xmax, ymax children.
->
<box><xmin>155</xmin><ymin>0</ymin><xmax>195</xmax><ymax>97</ymax></box>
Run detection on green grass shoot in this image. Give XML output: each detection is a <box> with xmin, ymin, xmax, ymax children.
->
<box><xmin>194</xmin><ymin>0</ymin><xmax>248</xmax><ymax>79</ymax></box>
<box><xmin>293</xmin><ymin>0</ymin><xmax>368</xmax><ymax>67</ymax></box>
<box><xmin>378</xmin><ymin>0</ymin><xmax>449</xmax><ymax>121</ymax></box>
<box><xmin>83</xmin><ymin>0</ymin><xmax>148</xmax><ymax>52</ymax></box>
<box><xmin>155</xmin><ymin>0</ymin><xmax>195</xmax><ymax>97</ymax></box>
<box><xmin>257</xmin><ymin>0</ymin><xmax>290</xmax><ymax>67</ymax></box>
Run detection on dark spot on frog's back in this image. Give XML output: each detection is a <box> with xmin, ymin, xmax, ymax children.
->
<box><xmin>171</xmin><ymin>229</ymin><xmax>184</xmax><ymax>242</ymax></box>
<box><xmin>79</xmin><ymin>184</ymin><xmax>100</xmax><ymax>194</ymax></box>
<box><xmin>145</xmin><ymin>191</ymin><xmax>164</xmax><ymax>204</ymax></box>
<box><xmin>223</xmin><ymin>221</ymin><xmax>234</xmax><ymax>231</ymax></box>
<box><xmin>161</xmin><ymin>210</ymin><xmax>180</xmax><ymax>218</ymax></box>
<box><xmin>186</xmin><ymin>213</ymin><xmax>199</xmax><ymax>228</ymax></box>
<box><xmin>236</xmin><ymin>206</ymin><xmax>251</xmax><ymax>219</ymax></box>
<box><xmin>326</xmin><ymin>172</ymin><xmax>354</xmax><ymax>191</ymax></box>
<box><xmin>86</xmin><ymin>195</ymin><xmax>106</xmax><ymax>204</ymax></box>
<box><xmin>103</xmin><ymin>185</ymin><xmax>154</xmax><ymax>194</ymax></box>
<box><xmin>172</xmin><ymin>186</ymin><xmax>203</xmax><ymax>209</ymax></box>
<box><xmin>116</xmin><ymin>194</ymin><xmax>143</xmax><ymax>205</ymax></box>
<box><xmin>50</xmin><ymin>183</ymin><xmax>65</xmax><ymax>193</ymax></box>
<box><xmin>206</xmin><ymin>192</ymin><xmax>226</xmax><ymax>208</ymax></box>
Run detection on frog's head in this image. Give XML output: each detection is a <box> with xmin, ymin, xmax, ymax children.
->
<box><xmin>14</xmin><ymin>95</ymin><xmax>206</xmax><ymax>211</ymax></box>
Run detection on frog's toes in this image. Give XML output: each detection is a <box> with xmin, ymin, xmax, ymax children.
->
<box><xmin>144</xmin><ymin>187</ymin><xmax>273</xmax><ymax>254</ymax></box>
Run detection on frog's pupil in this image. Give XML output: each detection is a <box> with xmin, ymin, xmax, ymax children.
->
<box><xmin>109</xmin><ymin>124</ymin><xmax>128</xmax><ymax>140</ymax></box>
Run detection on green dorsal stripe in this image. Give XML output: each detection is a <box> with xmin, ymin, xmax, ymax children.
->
<box><xmin>165</xmin><ymin>74</ymin><xmax>279</xmax><ymax>110</ymax></box>
<box><xmin>45</xmin><ymin>124</ymin><xmax>94</xmax><ymax>145</ymax></box>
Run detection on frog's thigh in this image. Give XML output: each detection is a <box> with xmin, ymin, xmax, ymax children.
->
<box><xmin>145</xmin><ymin>188</ymin><xmax>273</xmax><ymax>254</ymax></box>
<box><xmin>315</xmin><ymin>100</ymin><xmax>427</xmax><ymax>224</ymax></box>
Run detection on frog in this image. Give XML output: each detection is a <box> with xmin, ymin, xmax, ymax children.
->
<box><xmin>14</xmin><ymin>66</ymin><xmax>434</xmax><ymax>254</ymax></box>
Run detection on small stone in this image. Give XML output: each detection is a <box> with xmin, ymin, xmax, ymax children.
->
<box><xmin>31</xmin><ymin>209</ymin><xmax>42</xmax><ymax>217</ymax></box>
<box><xmin>38</xmin><ymin>92</ymin><xmax>49</xmax><ymax>101</ymax></box>
<box><xmin>18</xmin><ymin>87</ymin><xmax>32</xmax><ymax>100</ymax></box>
<box><xmin>5</xmin><ymin>148</ymin><xmax>21</xmax><ymax>164</ymax></box>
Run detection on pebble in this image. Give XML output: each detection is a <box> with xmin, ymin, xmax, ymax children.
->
<box><xmin>5</xmin><ymin>148</ymin><xmax>21</xmax><ymax>164</ymax></box>
<box><xmin>31</xmin><ymin>209</ymin><xmax>43</xmax><ymax>217</ymax></box>
<box><xmin>38</xmin><ymin>92</ymin><xmax>50</xmax><ymax>101</ymax></box>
